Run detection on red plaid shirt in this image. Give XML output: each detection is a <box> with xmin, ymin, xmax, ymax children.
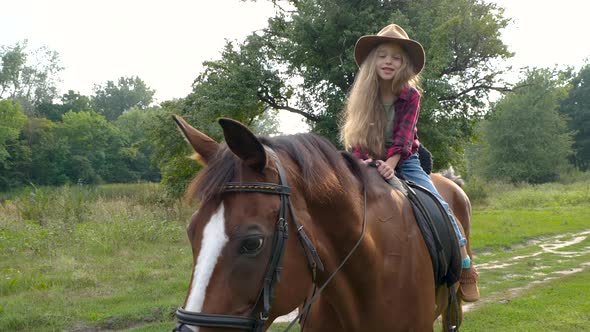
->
<box><xmin>353</xmin><ymin>86</ymin><xmax>421</xmax><ymax>161</ymax></box>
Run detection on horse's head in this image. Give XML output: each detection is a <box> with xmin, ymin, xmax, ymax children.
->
<box><xmin>172</xmin><ymin>116</ymin><xmax>318</xmax><ymax>332</ymax></box>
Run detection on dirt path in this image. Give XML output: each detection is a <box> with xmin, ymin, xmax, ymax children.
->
<box><xmin>463</xmin><ymin>229</ymin><xmax>590</xmax><ymax>312</ymax></box>
<box><xmin>275</xmin><ymin>229</ymin><xmax>590</xmax><ymax>322</ymax></box>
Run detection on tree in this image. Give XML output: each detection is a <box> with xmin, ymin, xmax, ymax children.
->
<box><xmin>22</xmin><ymin>117</ymin><xmax>70</xmax><ymax>185</ymax></box>
<box><xmin>36</xmin><ymin>90</ymin><xmax>93</xmax><ymax>122</ymax></box>
<box><xmin>0</xmin><ymin>100</ymin><xmax>27</xmax><ymax>165</ymax></box>
<box><xmin>559</xmin><ymin>64</ymin><xmax>590</xmax><ymax>170</ymax></box>
<box><xmin>155</xmin><ymin>0</ymin><xmax>512</xmax><ymax>195</ymax></box>
<box><xmin>475</xmin><ymin>68</ymin><xmax>573</xmax><ymax>183</ymax></box>
<box><xmin>0</xmin><ymin>100</ymin><xmax>29</xmax><ymax>189</ymax></box>
<box><xmin>245</xmin><ymin>0</ymin><xmax>512</xmax><ymax>168</ymax></box>
<box><xmin>151</xmin><ymin>39</ymin><xmax>282</xmax><ymax>197</ymax></box>
<box><xmin>114</xmin><ymin>107</ymin><xmax>161</xmax><ymax>182</ymax></box>
<box><xmin>147</xmin><ymin>99</ymin><xmax>200</xmax><ymax>197</ymax></box>
<box><xmin>0</xmin><ymin>40</ymin><xmax>63</xmax><ymax>114</ymax></box>
<box><xmin>92</xmin><ymin>76</ymin><xmax>155</xmax><ymax>121</ymax></box>
<box><xmin>185</xmin><ymin>39</ymin><xmax>283</xmax><ymax>133</ymax></box>
<box><xmin>251</xmin><ymin>108</ymin><xmax>281</xmax><ymax>136</ymax></box>
<box><xmin>58</xmin><ymin>111</ymin><xmax>124</xmax><ymax>183</ymax></box>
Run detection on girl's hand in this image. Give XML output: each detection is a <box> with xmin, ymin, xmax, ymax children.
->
<box><xmin>376</xmin><ymin>160</ymin><xmax>395</xmax><ymax>180</ymax></box>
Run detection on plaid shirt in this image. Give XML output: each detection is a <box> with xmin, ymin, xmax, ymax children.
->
<box><xmin>353</xmin><ymin>86</ymin><xmax>421</xmax><ymax>161</ymax></box>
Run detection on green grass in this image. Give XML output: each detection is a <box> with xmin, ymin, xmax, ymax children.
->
<box><xmin>462</xmin><ymin>269</ymin><xmax>590</xmax><ymax>332</ymax></box>
<box><xmin>464</xmin><ymin>177</ymin><xmax>590</xmax><ymax>209</ymax></box>
<box><xmin>269</xmin><ymin>322</ymin><xmax>300</xmax><ymax>332</ymax></box>
<box><xmin>467</xmin><ymin>179</ymin><xmax>590</xmax><ymax>252</ymax></box>
<box><xmin>471</xmin><ymin>207</ymin><xmax>590</xmax><ymax>252</ymax></box>
<box><xmin>1</xmin><ymin>179</ymin><xmax>589</xmax><ymax>331</ymax></box>
<box><xmin>0</xmin><ymin>183</ymin><xmax>193</xmax><ymax>332</ymax></box>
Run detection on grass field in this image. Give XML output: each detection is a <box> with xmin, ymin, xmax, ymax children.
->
<box><xmin>462</xmin><ymin>269</ymin><xmax>590</xmax><ymax>332</ymax></box>
<box><xmin>1</xmin><ymin>178</ymin><xmax>589</xmax><ymax>331</ymax></box>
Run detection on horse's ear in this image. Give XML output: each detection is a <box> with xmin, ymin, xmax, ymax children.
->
<box><xmin>172</xmin><ymin>115</ymin><xmax>220</xmax><ymax>163</ymax></box>
<box><xmin>218</xmin><ymin>118</ymin><xmax>266</xmax><ymax>172</ymax></box>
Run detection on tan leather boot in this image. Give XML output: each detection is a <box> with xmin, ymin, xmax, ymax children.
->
<box><xmin>459</xmin><ymin>266</ymin><xmax>480</xmax><ymax>302</ymax></box>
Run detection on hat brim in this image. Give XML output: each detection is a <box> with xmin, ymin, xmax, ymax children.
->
<box><xmin>354</xmin><ymin>36</ymin><xmax>425</xmax><ymax>75</ymax></box>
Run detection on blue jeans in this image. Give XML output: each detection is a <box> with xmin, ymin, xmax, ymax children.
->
<box><xmin>398</xmin><ymin>154</ymin><xmax>467</xmax><ymax>246</ymax></box>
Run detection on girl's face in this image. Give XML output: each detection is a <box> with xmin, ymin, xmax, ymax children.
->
<box><xmin>374</xmin><ymin>43</ymin><xmax>404</xmax><ymax>82</ymax></box>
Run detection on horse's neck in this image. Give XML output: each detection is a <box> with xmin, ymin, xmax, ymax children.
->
<box><xmin>308</xmin><ymin>179</ymin><xmax>401</xmax><ymax>278</ymax></box>
<box><xmin>306</xmin><ymin>185</ymin><xmax>420</xmax><ymax>329</ymax></box>
<box><xmin>304</xmin><ymin>195</ymin><xmax>369</xmax><ymax>329</ymax></box>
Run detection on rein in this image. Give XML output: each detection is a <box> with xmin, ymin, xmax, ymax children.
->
<box><xmin>282</xmin><ymin>183</ymin><xmax>367</xmax><ymax>331</ymax></box>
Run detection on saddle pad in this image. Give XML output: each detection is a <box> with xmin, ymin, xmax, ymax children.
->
<box><xmin>404</xmin><ymin>181</ymin><xmax>462</xmax><ymax>287</ymax></box>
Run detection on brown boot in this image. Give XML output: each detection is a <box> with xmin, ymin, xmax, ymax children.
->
<box><xmin>459</xmin><ymin>266</ymin><xmax>480</xmax><ymax>302</ymax></box>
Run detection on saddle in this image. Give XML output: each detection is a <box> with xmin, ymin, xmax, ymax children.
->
<box><xmin>402</xmin><ymin>180</ymin><xmax>462</xmax><ymax>287</ymax></box>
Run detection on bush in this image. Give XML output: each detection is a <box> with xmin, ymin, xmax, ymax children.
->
<box><xmin>16</xmin><ymin>186</ymin><xmax>50</xmax><ymax>226</ymax></box>
<box><xmin>463</xmin><ymin>177</ymin><xmax>489</xmax><ymax>205</ymax></box>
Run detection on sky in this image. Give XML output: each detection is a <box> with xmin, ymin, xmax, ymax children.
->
<box><xmin>1</xmin><ymin>0</ymin><xmax>589</xmax><ymax>133</ymax></box>
<box><xmin>491</xmin><ymin>0</ymin><xmax>589</xmax><ymax>70</ymax></box>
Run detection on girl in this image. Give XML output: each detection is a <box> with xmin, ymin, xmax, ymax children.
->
<box><xmin>341</xmin><ymin>24</ymin><xmax>479</xmax><ymax>302</ymax></box>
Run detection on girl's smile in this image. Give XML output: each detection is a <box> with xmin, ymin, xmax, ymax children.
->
<box><xmin>375</xmin><ymin>43</ymin><xmax>404</xmax><ymax>81</ymax></box>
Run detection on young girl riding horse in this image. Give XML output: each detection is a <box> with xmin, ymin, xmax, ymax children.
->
<box><xmin>341</xmin><ymin>23</ymin><xmax>480</xmax><ymax>302</ymax></box>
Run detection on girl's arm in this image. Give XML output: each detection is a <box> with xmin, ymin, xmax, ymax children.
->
<box><xmin>375</xmin><ymin>154</ymin><xmax>400</xmax><ymax>180</ymax></box>
<box><xmin>386</xmin><ymin>87</ymin><xmax>421</xmax><ymax>160</ymax></box>
<box><xmin>385</xmin><ymin>154</ymin><xmax>401</xmax><ymax>169</ymax></box>
<box><xmin>376</xmin><ymin>87</ymin><xmax>420</xmax><ymax>180</ymax></box>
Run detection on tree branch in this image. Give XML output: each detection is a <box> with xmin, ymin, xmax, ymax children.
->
<box><xmin>257</xmin><ymin>91</ymin><xmax>319</xmax><ymax>122</ymax></box>
<box><xmin>437</xmin><ymin>84</ymin><xmax>513</xmax><ymax>102</ymax></box>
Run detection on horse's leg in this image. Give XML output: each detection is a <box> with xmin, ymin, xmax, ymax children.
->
<box><xmin>434</xmin><ymin>232</ymin><xmax>465</xmax><ymax>331</ymax></box>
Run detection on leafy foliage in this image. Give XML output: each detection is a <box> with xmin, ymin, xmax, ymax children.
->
<box><xmin>559</xmin><ymin>63</ymin><xmax>590</xmax><ymax>170</ymax></box>
<box><xmin>0</xmin><ymin>100</ymin><xmax>29</xmax><ymax>190</ymax></box>
<box><xmin>150</xmin><ymin>39</ymin><xmax>283</xmax><ymax>197</ymax></box>
<box><xmin>146</xmin><ymin>100</ymin><xmax>200</xmax><ymax>198</ymax></box>
<box><xmin>21</xmin><ymin>117</ymin><xmax>70</xmax><ymax>186</ymax></box>
<box><xmin>474</xmin><ymin>68</ymin><xmax>573</xmax><ymax>183</ymax></box>
<box><xmin>114</xmin><ymin>107</ymin><xmax>161</xmax><ymax>182</ymax></box>
<box><xmin>58</xmin><ymin>111</ymin><xmax>121</xmax><ymax>183</ymax></box>
<box><xmin>246</xmin><ymin>0</ymin><xmax>513</xmax><ymax>168</ymax></box>
<box><xmin>0</xmin><ymin>40</ymin><xmax>63</xmax><ymax>114</ymax></box>
<box><xmin>92</xmin><ymin>76</ymin><xmax>155</xmax><ymax>121</ymax></box>
<box><xmin>149</xmin><ymin>0</ymin><xmax>513</xmax><ymax>196</ymax></box>
<box><xmin>0</xmin><ymin>39</ymin><xmax>162</xmax><ymax>190</ymax></box>
<box><xmin>0</xmin><ymin>100</ymin><xmax>27</xmax><ymax>164</ymax></box>
<box><xmin>36</xmin><ymin>90</ymin><xmax>93</xmax><ymax>121</ymax></box>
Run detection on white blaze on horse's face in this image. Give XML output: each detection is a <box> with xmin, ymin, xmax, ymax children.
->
<box><xmin>185</xmin><ymin>203</ymin><xmax>229</xmax><ymax>320</ymax></box>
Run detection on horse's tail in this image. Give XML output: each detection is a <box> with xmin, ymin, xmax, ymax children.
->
<box><xmin>440</xmin><ymin>166</ymin><xmax>464</xmax><ymax>188</ymax></box>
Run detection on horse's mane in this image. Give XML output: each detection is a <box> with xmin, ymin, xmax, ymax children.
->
<box><xmin>187</xmin><ymin>133</ymin><xmax>370</xmax><ymax>204</ymax></box>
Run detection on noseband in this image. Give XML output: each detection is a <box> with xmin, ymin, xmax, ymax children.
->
<box><xmin>174</xmin><ymin>149</ymin><xmax>324</xmax><ymax>332</ymax></box>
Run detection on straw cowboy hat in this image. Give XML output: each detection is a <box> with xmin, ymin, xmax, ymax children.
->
<box><xmin>354</xmin><ymin>24</ymin><xmax>425</xmax><ymax>74</ymax></box>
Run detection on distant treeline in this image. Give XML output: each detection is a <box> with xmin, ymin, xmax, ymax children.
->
<box><xmin>3</xmin><ymin>0</ymin><xmax>590</xmax><ymax>193</ymax></box>
<box><xmin>0</xmin><ymin>73</ymin><xmax>161</xmax><ymax>190</ymax></box>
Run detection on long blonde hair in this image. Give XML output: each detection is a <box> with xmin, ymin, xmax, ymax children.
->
<box><xmin>341</xmin><ymin>43</ymin><xmax>420</xmax><ymax>159</ymax></box>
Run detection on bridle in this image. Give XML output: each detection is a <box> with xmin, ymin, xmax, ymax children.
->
<box><xmin>174</xmin><ymin>149</ymin><xmax>325</xmax><ymax>332</ymax></box>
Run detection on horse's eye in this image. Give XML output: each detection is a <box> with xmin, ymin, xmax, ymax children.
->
<box><xmin>239</xmin><ymin>237</ymin><xmax>264</xmax><ymax>255</ymax></box>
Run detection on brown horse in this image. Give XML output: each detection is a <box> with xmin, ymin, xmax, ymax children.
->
<box><xmin>172</xmin><ymin>116</ymin><xmax>471</xmax><ymax>332</ymax></box>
